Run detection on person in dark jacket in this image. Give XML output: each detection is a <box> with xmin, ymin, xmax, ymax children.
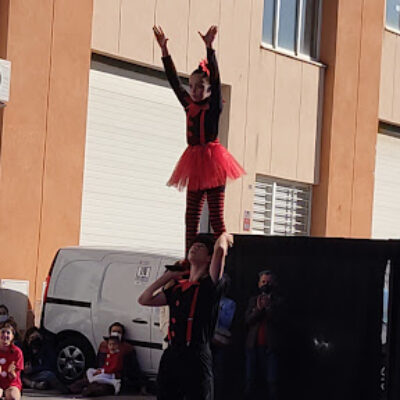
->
<box><xmin>22</xmin><ymin>327</ymin><xmax>66</xmax><ymax>391</ymax></box>
<box><xmin>245</xmin><ymin>271</ymin><xmax>280</xmax><ymax>400</ymax></box>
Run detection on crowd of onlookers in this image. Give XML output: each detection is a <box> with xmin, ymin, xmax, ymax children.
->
<box><xmin>0</xmin><ymin>304</ymin><xmax>148</xmax><ymax>399</ymax></box>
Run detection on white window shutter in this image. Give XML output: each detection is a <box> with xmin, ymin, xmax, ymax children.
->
<box><xmin>252</xmin><ymin>176</ymin><xmax>311</xmax><ymax>236</ymax></box>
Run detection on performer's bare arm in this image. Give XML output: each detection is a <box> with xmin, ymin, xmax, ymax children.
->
<box><xmin>209</xmin><ymin>233</ymin><xmax>233</xmax><ymax>284</ymax></box>
<box><xmin>138</xmin><ymin>270</ymin><xmax>183</xmax><ymax>306</ymax></box>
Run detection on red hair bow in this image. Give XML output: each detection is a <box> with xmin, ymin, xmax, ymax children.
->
<box><xmin>199</xmin><ymin>59</ymin><xmax>210</xmax><ymax>77</ymax></box>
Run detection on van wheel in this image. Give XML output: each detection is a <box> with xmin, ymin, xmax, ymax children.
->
<box><xmin>56</xmin><ymin>336</ymin><xmax>95</xmax><ymax>383</ymax></box>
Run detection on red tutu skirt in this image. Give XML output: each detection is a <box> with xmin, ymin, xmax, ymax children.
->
<box><xmin>167</xmin><ymin>140</ymin><xmax>245</xmax><ymax>191</ymax></box>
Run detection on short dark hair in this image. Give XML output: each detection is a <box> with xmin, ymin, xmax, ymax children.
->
<box><xmin>23</xmin><ymin>326</ymin><xmax>41</xmax><ymax>348</ymax></box>
<box><xmin>0</xmin><ymin>305</ymin><xmax>9</xmax><ymax>314</ymax></box>
<box><xmin>258</xmin><ymin>270</ymin><xmax>277</xmax><ymax>286</ymax></box>
<box><xmin>108</xmin><ymin>322</ymin><xmax>125</xmax><ymax>338</ymax></box>
<box><xmin>258</xmin><ymin>270</ymin><xmax>272</xmax><ymax>278</ymax></box>
<box><xmin>190</xmin><ymin>234</ymin><xmax>215</xmax><ymax>256</ymax></box>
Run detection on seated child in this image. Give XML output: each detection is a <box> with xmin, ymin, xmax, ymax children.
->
<box><xmin>22</xmin><ymin>327</ymin><xmax>66</xmax><ymax>391</ymax></box>
<box><xmin>84</xmin><ymin>333</ymin><xmax>123</xmax><ymax>396</ymax></box>
<box><xmin>0</xmin><ymin>320</ymin><xmax>24</xmax><ymax>400</ymax></box>
<box><xmin>95</xmin><ymin>322</ymin><xmax>146</xmax><ymax>394</ymax></box>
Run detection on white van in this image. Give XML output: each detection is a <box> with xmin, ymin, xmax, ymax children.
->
<box><xmin>41</xmin><ymin>247</ymin><xmax>176</xmax><ymax>382</ymax></box>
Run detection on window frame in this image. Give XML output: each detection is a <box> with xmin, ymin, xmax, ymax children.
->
<box><xmin>385</xmin><ymin>0</ymin><xmax>400</xmax><ymax>34</ymax></box>
<box><xmin>261</xmin><ymin>0</ymin><xmax>323</xmax><ymax>62</ymax></box>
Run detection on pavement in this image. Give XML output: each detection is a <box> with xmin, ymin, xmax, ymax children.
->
<box><xmin>23</xmin><ymin>389</ymin><xmax>156</xmax><ymax>400</ymax></box>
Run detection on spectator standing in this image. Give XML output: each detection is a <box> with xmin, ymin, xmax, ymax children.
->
<box><xmin>245</xmin><ymin>271</ymin><xmax>280</xmax><ymax>400</ymax></box>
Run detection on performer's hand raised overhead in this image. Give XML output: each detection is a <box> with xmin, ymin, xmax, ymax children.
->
<box><xmin>198</xmin><ymin>25</ymin><xmax>218</xmax><ymax>49</ymax></box>
<box><xmin>153</xmin><ymin>25</ymin><xmax>169</xmax><ymax>57</ymax></box>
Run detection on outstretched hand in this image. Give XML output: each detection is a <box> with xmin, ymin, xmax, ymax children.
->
<box><xmin>153</xmin><ymin>25</ymin><xmax>168</xmax><ymax>49</ymax></box>
<box><xmin>199</xmin><ymin>25</ymin><xmax>218</xmax><ymax>48</ymax></box>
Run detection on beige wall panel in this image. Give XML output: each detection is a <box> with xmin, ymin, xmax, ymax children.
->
<box><xmin>392</xmin><ymin>36</ymin><xmax>400</xmax><ymax>123</ymax></box>
<box><xmin>251</xmin><ymin>50</ymin><xmax>275</xmax><ymax>175</ymax></box>
<box><xmin>379</xmin><ymin>31</ymin><xmax>396</xmax><ymax>122</ymax></box>
<box><xmin>36</xmin><ymin>0</ymin><xmax>93</xmax><ymax>307</ymax></box>
<box><xmin>270</xmin><ymin>56</ymin><xmax>301</xmax><ymax>179</ymax></box>
<box><xmin>297</xmin><ymin>63</ymin><xmax>323</xmax><ymax>183</ymax></box>
<box><xmin>218</xmin><ymin>0</ymin><xmax>252</xmax><ymax>85</ymax></box>
<box><xmin>218</xmin><ymin>0</ymin><xmax>252</xmax><ymax>158</ymax></box>
<box><xmin>119</xmin><ymin>0</ymin><xmax>155</xmax><ymax>65</ymax></box>
<box><xmin>223</xmin><ymin>83</ymin><xmax>249</xmax><ymax>232</ymax></box>
<box><xmin>187</xmin><ymin>0</ymin><xmax>220</xmax><ymax>73</ymax></box>
<box><xmin>154</xmin><ymin>0</ymin><xmax>190</xmax><ymax>72</ymax></box>
<box><xmin>225</xmin><ymin>180</ymin><xmax>244</xmax><ymax>233</ymax></box>
<box><xmin>91</xmin><ymin>0</ymin><xmax>120</xmax><ymax>55</ymax></box>
<box><xmin>218</xmin><ymin>0</ymin><xmax>253</xmax><ymax>232</ymax></box>
<box><xmin>239</xmin><ymin>0</ymin><xmax>271</xmax><ymax>233</ymax></box>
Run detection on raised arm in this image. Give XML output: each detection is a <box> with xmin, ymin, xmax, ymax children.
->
<box><xmin>209</xmin><ymin>233</ymin><xmax>233</xmax><ymax>284</ymax></box>
<box><xmin>199</xmin><ymin>26</ymin><xmax>222</xmax><ymax>111</ymax></box>
<box><xmin>153</xmin><ymin>25</ymin><xmax>189</xmax><ymax>108</ymax></box>
<box><xmin>138</xmin><ymin>269</ymin><xmax>182</xmax><ymax>306</ymax></box>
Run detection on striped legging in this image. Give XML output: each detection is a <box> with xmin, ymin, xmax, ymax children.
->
<box><xmin>185</xmin><ymin>185</ymin><xmax>226</xmax><ymax>254</ymax></box>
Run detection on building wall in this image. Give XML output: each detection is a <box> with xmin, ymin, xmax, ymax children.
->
<box><xmin>91</xmin><ymin>0</ymin><xmax>324</xmax><ymax>232</ymax></box>
<box><xmin>0</xmin><ymin>0</ymin><xmax>93</xmax><ymax>321</ymax></box>
<box><xmin>310</xmin><ymin>0</ymin><xmax>384</xmax><ymax>238</ymax></box>
<box><xmin>379</xmin><ymin>30</ymin><xmax>400</xmax><ymax>125</ymax></box>
<box><xmin>0</xmin><ymin>0</ymin><xmax>387</xmax><ymax>323</ymax></box>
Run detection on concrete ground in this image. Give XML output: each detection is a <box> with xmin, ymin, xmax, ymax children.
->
<box><xmin>23</xmin><ymin>389</ymin><xmax>155</xmax><ymax>400</ymax></box>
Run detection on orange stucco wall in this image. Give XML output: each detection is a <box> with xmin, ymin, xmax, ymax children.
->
<box><xmin>311</xmin><ymin>0</ymin><xmax>384</xmax><ymax>238</ymax></box>
<box><xmin>0</xmin><ymin>0</ymin><xmax>93</xmax><ymax>322</ymax></box>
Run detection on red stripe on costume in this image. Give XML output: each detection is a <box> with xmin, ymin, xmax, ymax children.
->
<box><xmin>186</xmin><ymin>286</ymin><xmax>200</xmax><ymax>345</ymax></box>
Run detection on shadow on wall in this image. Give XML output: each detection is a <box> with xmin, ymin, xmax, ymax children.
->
<box><xmin>0</xmin><ymin>287</ymin><xmax>33</xmax><ymax>335</ymax></box>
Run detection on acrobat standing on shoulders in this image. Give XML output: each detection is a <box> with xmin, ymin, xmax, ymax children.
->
<box><xmin>153</xmin><ymin>25</ymin><xmax>245</xmax><ymax>254</ymax></box>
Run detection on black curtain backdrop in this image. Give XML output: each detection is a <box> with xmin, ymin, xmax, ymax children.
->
<box><xmin>387</xmin><ymin>241</ymin><xmax>400</xmax><ymax>400</ymax></box>
<box><xmin>218</xmin><ymin>235</ymin><xmax>391</xmax><ymax>400</ymax></box>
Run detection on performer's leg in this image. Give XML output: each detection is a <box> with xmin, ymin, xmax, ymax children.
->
<box><xmin>157</xmin><ymin>348</ymin><xmax>184</xmax><ymax>400</ymax></box>
<box><xmin>185</xmin><ymin>348</ymin><xmax>213</xmax><ymax>400</ymax></box>
<box><xmin>186</xmin><ymin>189</ymin><xmax>206</xmax><ymax>254</ymax></box>
<box><xmin>206</xmin><ymin>186</ymin><xmax>226</xmax><ymax>238</ymax></box>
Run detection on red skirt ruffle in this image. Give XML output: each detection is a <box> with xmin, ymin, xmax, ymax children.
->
<box><xmin>167</xmin><ymin>140</ymin><xmax>245</xmax><ymax>191</ymax></box>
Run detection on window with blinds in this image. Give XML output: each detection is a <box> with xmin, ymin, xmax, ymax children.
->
<box><xmin>252</xmin><ymin>176</ymin><xmax>312</xmax><ymax>236</ymax></box>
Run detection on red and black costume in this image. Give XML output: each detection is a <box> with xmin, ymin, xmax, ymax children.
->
<box><xmin>157</xmin><ymin>276</ymin><xmax>223</xmax><ymax>400</ymax></box>
<box><xmin>103</xmin><ymin>351</ymin><xmax>124</xmax><ymax>378</ymax></box>
<box><xmin>162</xmin><ymin>49</ymin><xmax>245</xmax><ymax>252</ymax></box>
<box><xmin>0</xmin><ymin>344</ymin><xmax>23</xmax><ymax>391</ymax></box>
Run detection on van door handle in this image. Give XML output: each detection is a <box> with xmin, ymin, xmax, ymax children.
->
<box><xmin>132</xmin><ymin>318</ymin><xmax>148</xmax><ymax>324</ymax></box>
<box><xmin>154</xmin><ymin>322</ymin><xmax>160</xmax><ymax>327</ymax></box>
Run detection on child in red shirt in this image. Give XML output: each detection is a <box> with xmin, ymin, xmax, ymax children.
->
<box><xmin>86</xmin><ymin>333</ymin><xmax>123</xmax><ymax>394</ymax></box>
<box><xmin>0</xmin><ymin>321</ymin><xmax>24</xmax><ymax>400</ymax></box>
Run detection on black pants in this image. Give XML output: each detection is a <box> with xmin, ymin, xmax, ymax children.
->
<box><xmin>157</xmin><ymin>345</ymin><xmax>214</xmax><ymax>400</ymax></box>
